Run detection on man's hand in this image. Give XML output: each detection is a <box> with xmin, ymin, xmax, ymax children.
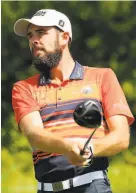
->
<box><xmin>65</xmin><ymin>142</ymin><xmax>92</xmax><ymax>166</ymax></box>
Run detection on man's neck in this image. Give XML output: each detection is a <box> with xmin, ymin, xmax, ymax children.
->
<box><xmin>50</xmin><ymin>51</ymin><xmax>75</xmax><ymax>84</ymax></box>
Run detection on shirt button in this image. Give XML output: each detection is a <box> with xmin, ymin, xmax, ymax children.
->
<box><xmin>59</xmin><ymin>87</ymin><xmax>62</xmax><ymax>90</ymax></box>
<box><xmin>58</xmin><ymin>97</ymin><xmax>61</xmax><ymax>100</ymax></box>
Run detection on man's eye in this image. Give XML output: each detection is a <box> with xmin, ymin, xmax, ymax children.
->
<box><xmin>27</xmin><ymin>34</ymin><xmax>33</xmax><ymax>39</ymax></box>
<box><xmin>39</xmin><ymin>31</ymin><xmax>45</xmax><ymax>35</ymax></box>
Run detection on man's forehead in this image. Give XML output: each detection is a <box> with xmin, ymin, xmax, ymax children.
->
<box><xmin>27</xmin><ymin>24</ymin><xmax>52</xmax><ymax>32</ymax></box>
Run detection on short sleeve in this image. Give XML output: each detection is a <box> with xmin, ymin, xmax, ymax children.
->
<box><xmin>101</xmin><ymin>69</ymin><xmax>135</xmax><ymax>125</ymax></box>
<box><xmin>12</xmin><ymin>81</ymin><xmax>40</xmax><ymax>124</ymax></box>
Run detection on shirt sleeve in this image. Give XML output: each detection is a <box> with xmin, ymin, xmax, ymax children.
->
<box><xmin>101</xmin><ymin>68</ymin><xmax>135</xmax><ymax>125</ymax></box>
<box><xmin>12</xmin><ymin>81</ymin><xmax>40</xmax><ymax>124</ymax></box>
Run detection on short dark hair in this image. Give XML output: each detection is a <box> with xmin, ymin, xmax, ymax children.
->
<box><xmin>54</xmin><ymin>26</ymin><xmax>71</xmax><ymax>47</ymax></box>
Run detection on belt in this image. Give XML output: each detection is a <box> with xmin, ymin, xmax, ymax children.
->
<box><xmin>38</xmin><ymin>170</ymin><xmax>105</xmax><ymax>192</ymax></box>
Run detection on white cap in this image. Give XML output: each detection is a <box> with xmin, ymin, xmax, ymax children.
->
<box><xmin>14</xmin><ymin>9</ymin><xmax>72</xmax><ymax>40</ymax></box>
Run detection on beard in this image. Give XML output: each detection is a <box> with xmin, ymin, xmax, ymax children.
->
<box><xmin>32</xmin><ymin>49</ymin><xmax>62</xmax><ymax>74</ymax></box>
<box><xmin>32</xmin><ymin>40</ymin><xmax>62</xmax><ymax>76</ymax></box>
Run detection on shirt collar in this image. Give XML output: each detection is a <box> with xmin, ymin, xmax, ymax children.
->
<box><xmin>39</xmin><ymin>61</ymin><xmax>84</xmax><ymax>86</ymax></box>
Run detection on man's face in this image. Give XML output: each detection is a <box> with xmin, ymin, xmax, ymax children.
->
<box><xmin>27</xmin><ymin>24</ymin><xmax>62</xmax><ymax>73</ymax></box>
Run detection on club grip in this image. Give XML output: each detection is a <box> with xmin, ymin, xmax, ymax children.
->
<box><xmin>80</xmin><ymin>149</ymin><xmax>84</xmax><ymax>156</ymax></box>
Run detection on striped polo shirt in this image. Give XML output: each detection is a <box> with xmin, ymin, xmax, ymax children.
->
<box><xmin>12</xmin><ymin>61</ymin><xmax>134</xmax><ymax>182</ymax></box>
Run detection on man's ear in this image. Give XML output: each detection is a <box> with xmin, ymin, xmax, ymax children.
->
<box><xmin>60</xmin><ymin>32</ymin><xmax>70</xmax><ymax>46</ymax></box>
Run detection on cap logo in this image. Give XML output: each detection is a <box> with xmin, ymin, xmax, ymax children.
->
<box><xmin>34</xmin><ymin>11</ymin><xmax>46</xmax><ymax>17</ymax></box>
<box><xmin>58</xmin><ymin>20</ymin><xmax>64</xmax><ymax>27</ymax></box>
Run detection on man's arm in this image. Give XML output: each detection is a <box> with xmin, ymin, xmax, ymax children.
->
<box><xmin>19</xmin><ymin>111</ymin><xmax>90</xmax><ymax>166</ymax></box>
<box><xmin>92</xmin><ymin>115</ymin><xmax>130</xmax><ymax>157</ymax></box>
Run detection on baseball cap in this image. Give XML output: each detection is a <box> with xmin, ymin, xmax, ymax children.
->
<box><xmin>14</xmin><ymin>9</ymin><xmax>72</xmax><ymax>40</ymax></box>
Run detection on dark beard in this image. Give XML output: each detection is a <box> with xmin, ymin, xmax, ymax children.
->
<box><xmin>32</xmin><ymin>49</ymin><xmax>62</xmax><ymax>75</ymax></box>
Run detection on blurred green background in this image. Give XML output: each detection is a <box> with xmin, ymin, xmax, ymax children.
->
<box><xmin>1</xmin><ymin>1</ymin><xmax>136</xmax><ymax>193</ymax></box>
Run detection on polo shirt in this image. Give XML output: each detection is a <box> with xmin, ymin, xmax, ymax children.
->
<box><xmin>12</xmin><ymin>61</ymin><xmax>134</xmax><ymax>182</ymax></box>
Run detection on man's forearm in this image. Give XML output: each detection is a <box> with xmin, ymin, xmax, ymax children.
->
<box><xmin>26</xmin><ymin>128</ymin><xmax>71</xmax><ymax>155</ymax></box>
<box><xmin>23</xmin><ymin>126</ymin><xmax>91</xmax><ymax>167</ymax></box>
<box><xmin>92</xmin><ymin>129</ymin><xmax>130</xmax><ymax>157</ymax></box>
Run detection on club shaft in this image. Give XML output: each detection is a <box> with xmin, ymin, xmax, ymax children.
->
<box><xmin>80</xmin><ymin>128</ymin><xmax>97</xmax><ymax>155</ymax></box>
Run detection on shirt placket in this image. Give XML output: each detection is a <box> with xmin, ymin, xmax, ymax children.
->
<box><xmin>56</xmin><ymin>87</ymin><xmax>62</xmax><ymax>107</ymax></box>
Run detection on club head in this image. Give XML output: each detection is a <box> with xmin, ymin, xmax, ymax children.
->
<box><xmin>73</xmin><ymin>100</ymin><xmax>102</xmax><ymax>128</ymax></box>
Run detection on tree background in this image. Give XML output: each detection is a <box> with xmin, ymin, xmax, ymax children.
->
<box><xmin>1</xmin><ymin>1</ymin><xmax>136</xmax><ymax>193</ymax></box>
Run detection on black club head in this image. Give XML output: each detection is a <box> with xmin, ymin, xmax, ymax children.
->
<box><xmin>73</xmin><ymin>100</ymin><xmax>102</xmax><ymax>128</ymax></box>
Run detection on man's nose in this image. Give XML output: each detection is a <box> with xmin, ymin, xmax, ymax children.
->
<box><xmin>31</xmin><ymin>35</ymin><xmax>40</xmax><ymax>45</ymax></box>
<box><xmin>32</xmin><ymin>39</ymin><xmax>39</xmax><ymax>45</ymax></box>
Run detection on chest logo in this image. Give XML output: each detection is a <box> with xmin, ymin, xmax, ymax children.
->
<box><xmin>81</xmin><ymin>86</ymin><xmax>92</xmax><ymax>94</ymax></box>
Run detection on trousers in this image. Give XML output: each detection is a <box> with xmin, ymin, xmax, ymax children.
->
<box><xmin>37</xmin><ymin>177</ymin><xmax>112</xmax><ymax>193</ymax></box>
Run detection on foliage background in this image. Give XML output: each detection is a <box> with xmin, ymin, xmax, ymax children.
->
<box><xmin>1</xmin><ymin>1</ymin><xmax>136</xmax><ymax>193</ymax></box>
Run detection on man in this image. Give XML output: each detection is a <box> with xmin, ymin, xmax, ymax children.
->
<box><xmin>12</xmin><ymin>9</ymin><xmax>134</xmax><ymax>193</ymax></box>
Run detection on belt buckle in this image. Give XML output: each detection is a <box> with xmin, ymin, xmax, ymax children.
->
<box><xmin>52</xmin><ymin>181</ymin><xmax>63</xmax><ymax>192</ymax></box>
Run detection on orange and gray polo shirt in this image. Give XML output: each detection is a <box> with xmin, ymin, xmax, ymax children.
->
<box><xmin>12</xmin><ymin>61</ymin><xmax>134</xmax><ymax>182</ymax></box>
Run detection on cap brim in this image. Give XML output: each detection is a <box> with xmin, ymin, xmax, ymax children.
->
<box><xmin>14</xmin><ymin>17</ymin><xmax>54</xmax><ymax>36</ymax></box>
<box><xmin>14</xmin><ymin>19</ymin><xmax>33</xmax><ymax>36</ymax></box>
